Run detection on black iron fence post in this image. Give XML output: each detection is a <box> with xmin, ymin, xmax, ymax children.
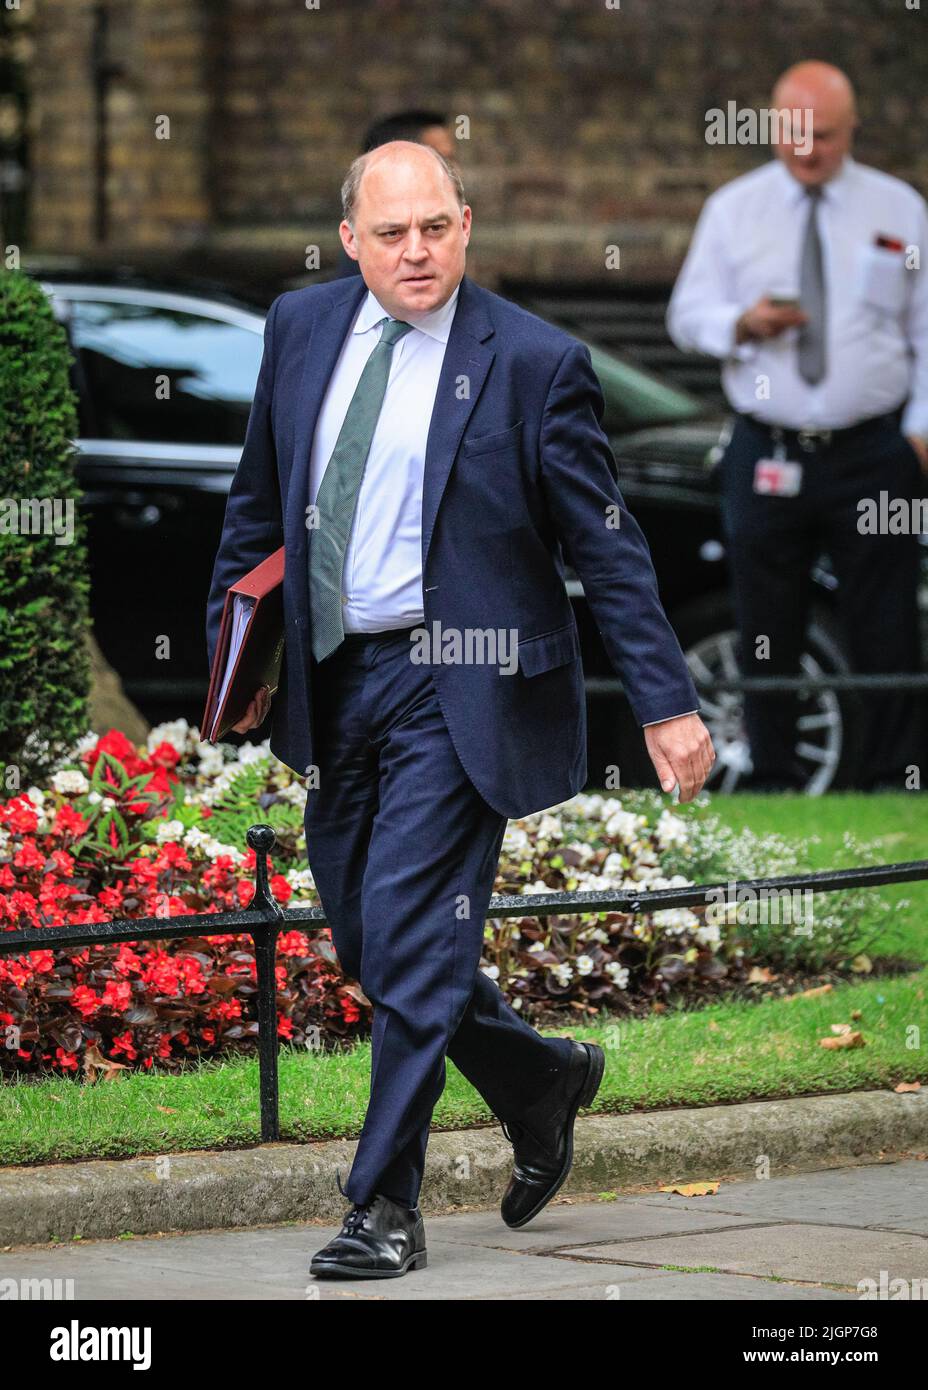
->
<box><xmin>244</xmin><ymin>825</ymin><xmax>284</xmax><ymax>1142</ymax></box>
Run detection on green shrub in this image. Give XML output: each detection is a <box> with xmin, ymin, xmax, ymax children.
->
<box><xmin>0</xmin><ymin>269</ymin><xmax>91</xmax><ymax>782</ymax></box>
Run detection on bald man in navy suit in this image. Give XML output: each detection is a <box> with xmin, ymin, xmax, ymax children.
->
<box><xmin>207</xmin><ymin>142</ymin><xmax>714</xmax><ymax>1281</ymax></box>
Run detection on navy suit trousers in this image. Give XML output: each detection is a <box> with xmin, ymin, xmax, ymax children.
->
<box><xmin>303</xmin><ymin>626</ymin><xmax>573</xmax><ymax>1208</ymax></box>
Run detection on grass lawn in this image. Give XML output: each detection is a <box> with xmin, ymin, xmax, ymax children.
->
<box><xmin>1</xmin><ymin>792</ymin><xmax>925</xmax><ymax>1167</ymax></box>
<box><xmin>698</xmin><ymin>791</ymin><xmax>928</xmax><ymax>964</ymax></box>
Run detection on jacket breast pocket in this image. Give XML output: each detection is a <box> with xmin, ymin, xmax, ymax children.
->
<box><xmin>516</xmin><ymin>620</ymin><xmax>581</xmax><ymax>678</ymax></box>
<box><xmin>463</xmin><ymin>418</ymin><xmax>524</xmax><ymax>457</ymax></box>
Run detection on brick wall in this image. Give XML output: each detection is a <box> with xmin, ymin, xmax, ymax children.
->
<box><xmin>27</xmin><ymin>0</ymin><xmax>928</xmax><ymax>287</ymax></box>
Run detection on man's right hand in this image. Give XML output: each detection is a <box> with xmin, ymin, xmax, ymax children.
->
<box><xmin>735</xmin><ymin>295</ymin><xmax>808</xmax><ymax>344</ymax></box>
<box><xmin>230</xmin><ymin>685</ymin><xmax>273</xmax><ymax>734</ymax></box>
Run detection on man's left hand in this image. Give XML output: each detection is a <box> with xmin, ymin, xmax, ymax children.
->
<box><xmin>644</xmin><ymin>713</ymin><xmax>715</xmax><ymax>803</ymax></box>
<box><xmin>906</xmin><ymin>435</ymin><xmax>928</xmax><ymax>474</ymax></box>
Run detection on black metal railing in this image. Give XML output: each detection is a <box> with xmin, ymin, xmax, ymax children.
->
<box><xmin>2</xmin><ymin>823</ymin><xmax>927</xmax><ymax>1142</ymax></box>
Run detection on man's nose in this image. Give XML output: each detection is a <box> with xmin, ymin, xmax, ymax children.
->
<box><xmin>403</xmin><ymin>231</ymin><xmax>428</xmax><ymax>260</ymax></box>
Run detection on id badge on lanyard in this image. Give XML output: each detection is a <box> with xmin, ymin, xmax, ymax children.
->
<box><xmin>753</xmin><ymin>438</ymin><xmax>803</xmax><ymax>497</ymax></box>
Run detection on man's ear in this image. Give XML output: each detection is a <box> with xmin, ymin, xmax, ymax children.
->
<box><xmin>339</xmin><ymin>219</ymin><xmax>360</xmax><ymax>261</ymax></box>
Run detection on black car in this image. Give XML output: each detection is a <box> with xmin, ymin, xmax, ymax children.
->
<box><xmin>34</xmin><ymin>265</ymin><xmax>926</xmax><ymax>793</ymax></box>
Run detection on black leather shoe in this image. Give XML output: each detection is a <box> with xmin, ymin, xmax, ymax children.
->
<box><xmin>309</xmin><ymin>1192</ymin><xmax>427</xmax><ymax>1280</ymax></box>
<box><xmin>499</xmin><ymin>1040</ymin><xmax>605</xmax><ymax>1229</ymax></box>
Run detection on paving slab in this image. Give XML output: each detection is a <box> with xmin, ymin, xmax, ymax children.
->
<box><xmin>634</xmin><ymin>1158</ymin><xmax>928</xmax><ymax>1232</ymax></box>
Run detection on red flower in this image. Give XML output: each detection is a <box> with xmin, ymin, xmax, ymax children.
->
<box><xmin>270</xmin><ymin>874</ymin><xmax>292</xmax><ymax>904</ymax></box>
<box><xmin>102</xmin><ymin>980</ymin><xmax>132</xmax><ymax>1011</ymax></box>
<box><xmin>0</xmin><ymin>795</ymin><xmax>39</xmax><ymax>834</ymax></box>
<box><xmin>70</xmin><ymin>985</ymin><xmax>101</xmax><ymax>1018</ymax></box>
<box><xmin>13</xmin><ymin>839</ymin><xmax>44</xmax><ymax>871</ymax></box>
<box><xmin>52</xmin><ymin>804</ymin><xmax>88</xmax><ymax>838</ymax></box>
<box><xmin>277</xmin><ymin>1016</ymin><xmax>294</xmax><ymax>1039</ymax></box>
<box><xmin>148</xmin><ymin>741</ymin><xmax>181</xmax><ymax>770</ymax></box>
<box><xmin>110</xmin><ymin>1031</ymin><xmax>137</xmax><ymax>1060</ymax></box>
<box><xmin>55</xmin><ymin>1047</ymin><xmax>79</xmax><ymax>1072</ymax></box>
<box><xmin>341</xmin><ymin>995</ymin><xmax>361</xmax><ymax>1025</ymax></box>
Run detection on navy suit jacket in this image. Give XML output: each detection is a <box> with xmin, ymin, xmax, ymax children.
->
<box><xmin>206</xmin><ymin>272</ymin><xmax>699</xmax><ymax>818</ymax></box>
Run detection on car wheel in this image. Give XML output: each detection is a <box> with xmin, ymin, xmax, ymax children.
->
<box><xmin>672</xmin><ymin>592</ymin><xmax>859</xmax><ymax>795</ymax></box>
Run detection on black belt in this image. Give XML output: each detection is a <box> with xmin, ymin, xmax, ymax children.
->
<box><xmin>737</xmin><ymin>408</ymin><xmax>903</xmax><ymax>453</ymax></box>
<box><xmin>340</xmin><ymin>623</ymin><xmax>421</xmax><ymax>644</ymax></box>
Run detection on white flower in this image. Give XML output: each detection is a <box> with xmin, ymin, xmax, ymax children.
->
<box><xmin>550</xmin><ymin>963</ymin><xmax>573</xmax><ymax>986</ymax></box>
<box><xmin>502</xmin><ymin>824</ymin><xmax>530</xmax><ymax>856</ymax></box>
<box><xmin>603</xmin><ymin>809</ymin><xmax>644</xmax><ymax>842</ymax></box>
<box><xmin>652</xmin><ymin>908</ymin><xmax>700</xmax><ymax>936</ymax></box>
<box><xmin>536</xmin><ymin>813</ymin><xmax>562</xmax><ymax>841</ymax></box>
<box><xmin>147</xmin><ymin>719</ymin><xmax>192</xmax><ymax>756</ymax></box>
<box><xmin>51</xmin><ymin>769</ymin><xmax>89</xmax><ymax>795</ymax></box>
<box><xmin>100</xmin><ymin>796</ymin><xmax>116</xmax><ymax>812</ymax></box>
<box><xmin>156</xmin><ymin>819</ymin><xmax>186</xmax><ymax>844</ymax></box>
<box><xmin>522</xmin><ymin>880</ymin><xmax>553</xmax><ymax>895</ymax></box>
<box><xmin>575</xmin><ymin>954</ymin><xmax>595</xmax><ymax>976</ymax></box>
<box><xmin>87</xmin><ymin>790</ymin><xmax>103</xmax><ymax>805</ymax></box>
<box><xmin>655</xmin><ymin>810</ymin><xmax>689</xmax><ymax>849</ymax></box>
<box><xmin>605</xmin><ymin>962</ymin><xmax>630</xmax><ymax>989</ymax></box>
<box><xmin>695</xmin><ymin>922</ymin><xmax>721</xmax><ymax>947</ymax></box>
<box><xmin>481</xmin><ymin>964</ymin><xmax>500</xmax><ymax>981</ymax></box>
<box><xmin>195</xmin><ymin>742</ymin><xmax>225</xmax><ymax>778</ymax></box>
<box><xmin>24</xmin><ymin>786</ymin><xmax>45</xmax><ymax>806</ymax></box>
<box><xmin>237</xmin><ymin>740</ymin><xmax>271</xmax><ymax>765</ymax></box>
<box><xmin>286</xmin><ymin>867</ymin><xmax>316</xmax><ymax>894</ymax></box>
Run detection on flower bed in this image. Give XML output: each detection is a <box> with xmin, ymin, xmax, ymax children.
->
<box><xmin>0</xmin><ymin>724</ymin><xmax>901</xmax><ymax>1077</ymax></box>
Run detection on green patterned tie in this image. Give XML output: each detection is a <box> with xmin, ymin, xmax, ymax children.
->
<box><xmin>308</xmin><ymin>316</ymin><xmax>413</xmax><ymax>662</ymax></box>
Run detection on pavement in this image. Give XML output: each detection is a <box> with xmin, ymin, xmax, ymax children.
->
<box><xmin>1</xmin><ymin>1158</ymin><xmax>926</xmax><ymax>1299</ymax></box>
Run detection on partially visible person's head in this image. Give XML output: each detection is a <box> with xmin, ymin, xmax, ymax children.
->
<box><xmin>362</xmin><ymin>109</ymin><xmax>457</xmax><ymax>169</ymax></box>
<box><xmin>772</xmin><ymin>61</ymin><xmax>857</xmax><ymax>187</ymax></box>
<box><xmin>339</xmin><ymin>140</ymin><xmax>471</xmax><ymax>319</ymax></box>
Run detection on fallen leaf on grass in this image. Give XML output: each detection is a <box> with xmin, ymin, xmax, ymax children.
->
<box><xmin>748</xmin><ymin>966</ymin><xmax>778</xmax><ymax>984</ymax></box>
<box><xmin>819</xmin><ymin>1031</ymin><xmax>865</xmax><ymax>1050</ymax></box>
<box><xmin>830</xmin><ymin>1023</ymin><xmax>853</xmax><ymax>1035</ymax></box>
<box><xmin>658</xmin><ymin>1181</ymin><xmax>720</xmax><ymax>1197</ymax></box>
<box><xmin>894</xmin><ymin>1082</ymin><xmax>922</xmax><ymax>1093</ymax></box>
<box><xmin>784</xmin><ymin>984</ymin><xmax>833</xmax><ymax>1002</ymax></box>
<box><xmin>83</xmin><ymin>1044</ymin><xmax>129</xmax><ymax>1082</ymax></box>
<box><xmin>850</xmin><ymin>954</ymin><xmax>873</xmax><ymax>974</ymax></box>
<box><xmin>156</xmin><ymin>1106</ymin><xmax>177</xmax><ymax>1114</ymax></box>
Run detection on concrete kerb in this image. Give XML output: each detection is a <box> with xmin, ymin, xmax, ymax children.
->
<box><xmin>1</xmin><ymin>1089</ymin><xmax>926</xmax><ymax>1248</ymax></box>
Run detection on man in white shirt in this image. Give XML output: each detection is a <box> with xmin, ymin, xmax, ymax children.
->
<box><xmin>667</xmin><ymin>60</ymin><xmax>927</xmax><ymax>789</ymax></box>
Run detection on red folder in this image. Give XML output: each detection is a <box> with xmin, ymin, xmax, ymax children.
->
<box><xmin>201</xmin><ymin>546</ymin><xmax>286</xmax><ymax>743</ymax></box>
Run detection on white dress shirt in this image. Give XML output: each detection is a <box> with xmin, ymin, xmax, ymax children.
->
<box><xmin>666</xmin><ymin>156</ymin><xmax>928</xmax><ymax>435</ymax></box>
<box><xmin>309</xmin><ymin>282</ymin><xmax>459</xmax><ymax>632</ymax></box>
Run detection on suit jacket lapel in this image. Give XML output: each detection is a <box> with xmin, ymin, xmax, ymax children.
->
<box><xmin>286</xmin><ymin>275</ymin><xmax>368</xmax><ymax>568</ymax></box>
<box><xmin>421</xmin><ymin>273</ymin><xmax>496</xmax><ymax>569</ymax></box>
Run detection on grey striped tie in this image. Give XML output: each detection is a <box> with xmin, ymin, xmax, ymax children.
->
<box><xmin>797</xmin><ymin>187</ymin><xmax>826</xmax><ymax>385</ymax></box>
<box><xmin>308</xmin><ymin>316</ymin><xmax>413</xmax><ymax>663</ymax></box>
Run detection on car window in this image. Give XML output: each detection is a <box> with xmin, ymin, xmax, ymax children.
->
<box><xmin>67</xmin><ymin>300</ymin><xmax>264</xmax><ymax>444</ymax></box>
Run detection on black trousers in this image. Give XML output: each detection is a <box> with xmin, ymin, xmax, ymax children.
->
<box><xmin>718</xmin><ymin>413</ymin><xmax>925</xmax><ymax>789</ymax></box>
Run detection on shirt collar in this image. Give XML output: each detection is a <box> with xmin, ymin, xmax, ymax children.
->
<box><xmin>352</xmin><ymin>280</ymin><xmax>461</xmax><ymax>344</ymax></box>
<box><xmin>778</xmin><ymin>153</ymin><xmax>857</xmax><ymax>208</ymax></box>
